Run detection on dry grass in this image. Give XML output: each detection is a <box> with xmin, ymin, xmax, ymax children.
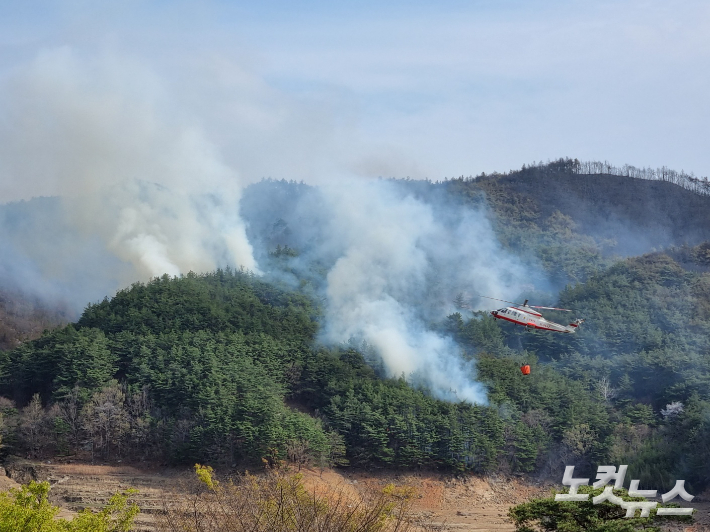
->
<box><xmin>48</xmin><ymin>463</ymin><xmax>147</xmax><ymax>476</ymax></box>
<box><xmin>154</xmin><ymin>466</ymin><xmax>445</xmax><ymax>532</ymax></box>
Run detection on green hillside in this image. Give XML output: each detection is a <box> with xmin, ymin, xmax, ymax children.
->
<box><xmin>0</xmin><ymin>269</ymin><xmax>606</xmax><ymax>476</ymax></box>
<box><xmin>1</xmin><ymin>161</ymin><xmax>709</xmax><ymax>494</ymax></box>
<box><xmin>446</xmin><ymin>245</ymin><xmax>710</xmax><ymax>489</ymax></box>
<box><xmin>442</xmin><ymin>159</ymin><xmax>710</xmax><ymax>285</ymax></box>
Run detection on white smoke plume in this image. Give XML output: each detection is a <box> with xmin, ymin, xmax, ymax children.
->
<box><xmin>316</xmin><ymin>179</ymin><xmax>525</xmax><ymax>403</ymax></box>
<box><xmin>0</xmin><ymin>47</ymin><xmax>529</xmax><ymax>404</ymax></box>
<box><xmin>0</xmin><ymin>47</ymin><xmax>257</xmax><ymax>296</ymax></box>
<box><xmin>241</xmin><ymin>178</ymin><xmax>528</xmax><ymax>403</ymax></box>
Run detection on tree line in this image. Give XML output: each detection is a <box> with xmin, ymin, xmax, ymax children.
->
<box><xmin>0</xmin><ymin>269</ymin><xmax>609</xmax><ymax>478</ymax></box>
<box><xmin>442</xmin><ymin>158</ymin><xmax>710</xmax><ymax>197</ymax></box>
<box><xmin>3</xmin><ymin>173</ymin><xmax>710</xmax><ymax>496</ymax></box>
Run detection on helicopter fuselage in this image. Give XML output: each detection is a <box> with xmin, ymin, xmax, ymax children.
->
<box><xmin>491</xmin><ymin>306</ymin><xmax>582</xmax><ymax>333</ymax></box>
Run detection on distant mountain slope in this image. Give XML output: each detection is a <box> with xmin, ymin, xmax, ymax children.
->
<box><xmin>0</xmin><ymin>288</ymin><xmax>69</xmax><ymax>350</ymax></box>
<box><xmin>451</xmin><ymin>160</ymin><xmax>710</xmax><ymax>257</ymax></box>
<box><xmin>0</xmin><ymin>197</ymin><xmax>134</xmax><ymax>318</ymax></box>
<box><xmin>4</xmin><ymin>161</ymin><xmax>710</xmax><ymax>490</ymax></box>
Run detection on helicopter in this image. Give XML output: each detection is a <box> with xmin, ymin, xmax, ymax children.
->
<box><xmin>479</xmin><ymin>295</ymin><xmax>584</xmax><ymax>333</ymax></box>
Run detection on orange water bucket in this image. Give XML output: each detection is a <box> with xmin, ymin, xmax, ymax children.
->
<box><xmin>520</xmin><ymin>364</ymin><xmax>531</xmax><ymax>375</ymax></box>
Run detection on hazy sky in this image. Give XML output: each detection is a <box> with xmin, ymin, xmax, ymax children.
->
<box><xmin>1</xmin><ymin>0</ymin><xmax>708</xmax><ymax>195</ymax></box>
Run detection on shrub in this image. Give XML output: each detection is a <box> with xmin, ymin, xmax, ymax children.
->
<box><xmin>156</xmin><ymin>464</ymin><xmax>424</xmax><ymax>532</ymax></box>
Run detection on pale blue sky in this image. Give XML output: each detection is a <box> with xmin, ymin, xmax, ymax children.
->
<box><xmin>1</xmin><ymin>0</ymin><xmax>708</xmax><ymax>196</ymax></box>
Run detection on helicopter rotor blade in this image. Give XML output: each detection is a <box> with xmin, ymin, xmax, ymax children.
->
<box><xmin>476</xmin><ymin>295</ymin><xmax>519</xmax><ymax>306</ymax></box>
<box><xmin>477</xmin><ymin>295</ymin><xmax>574</xmax><ymax>312</ymax></box>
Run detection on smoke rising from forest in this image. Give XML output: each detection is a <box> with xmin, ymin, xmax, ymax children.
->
<box><xmin>0</xmin><ymin>48</ymin><xmax>530</xmax><ymax>404</ymax></box>
<box><xmin>317</xmin><ymin>180</ymin><xmax>525</xmax><ymax>403</ymax></box>
<box><xmin>0</xmin><ymin>48</ymin><xmax>257</xmax><ymax>302</ymax></box>
<box><xmin>241</xmin><ymin>178</ymin><xmax>528</xmax><ymax>404</ymax></box>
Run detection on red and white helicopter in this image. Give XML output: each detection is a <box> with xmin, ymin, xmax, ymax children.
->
<box><xmin>480</xmin><ymin>296</ymin><xmax>584</xmax><ymax>333</ymax></box>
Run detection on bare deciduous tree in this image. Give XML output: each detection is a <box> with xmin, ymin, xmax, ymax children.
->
<box><xmin>286</xmin><ymin>439</ymin><xmax>311</xmax><ymax>472</ymax></box>
<box><xmin>81</xmin><ymin>383</ymin><xmax>129</xmax><ymax>461</ymax></box>
<box><xmin>127</xmin><ymin>385</ymin><xmax>155</xmax><ymax>459</ymax></box>
<box><xmin>58</xmin><ymin>385</ymin><xmax>83</xmax><ymax>454</ymax></box>
<box><xmin>19</xmin><ymin>394</ymin><xmax>49</xmax><ymax>458</ymax></box>
<box><xmin>596</xmin><ymin>376</ymin><xmax>617</xmax><ymax>401</ymax></box>
<box><xmin>661</xmin><ymin>401</ymin><xmax>684</xmax><ymax>419</ymax></box>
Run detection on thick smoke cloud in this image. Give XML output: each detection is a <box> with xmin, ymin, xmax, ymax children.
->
<box><xmin>0</xmin><ymin>48</ymin><xmax>530</xmax><ymax>404</ymax></box>
<box><xmin>241</xmin><ymin>179</ymin><xmax>528</xmax><ymax>404</ymax></box>
<box><xmin>319</xmin><ymin>179</ymin><xmax>525</xmax><ymax>403</ymax></box>
<box><xmin>0</xmin><ymin>48</ymin><xmax>257</xmax><ymax>306</ymax></box>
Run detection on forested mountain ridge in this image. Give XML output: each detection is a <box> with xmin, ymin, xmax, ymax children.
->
<box><xmin>3</xmin><ymin>248</ymin><xmax>710</xmax><ymax>491</ymax></box>
<box><xmin>2</xmin><ymin>158</ymin><xmax>705</xmax><ymax>347</ymax></box>
<box><xmin>452</xmin><ymin>159</ymin><xmax>710</xmax><ymax>255</ymax></box>
<box><xmin>1</xmin><ymin>160</ymin><xmax>710</xmax><ymax>494</ymax></box>
<box><xmin>0</xmin><ymin>269</ymin><xmax>607</xmax><ymax>478</ymax></box>
<box><xmin>447</xmin><ymin>241</ymin><xmax>710</xmax><ymax>491</ymax></box>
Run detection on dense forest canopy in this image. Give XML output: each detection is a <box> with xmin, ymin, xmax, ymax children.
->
<box><xmin>1</xmin><ymin>159</ymin><xmax>709</xmax><ymax>494</ymax></box>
